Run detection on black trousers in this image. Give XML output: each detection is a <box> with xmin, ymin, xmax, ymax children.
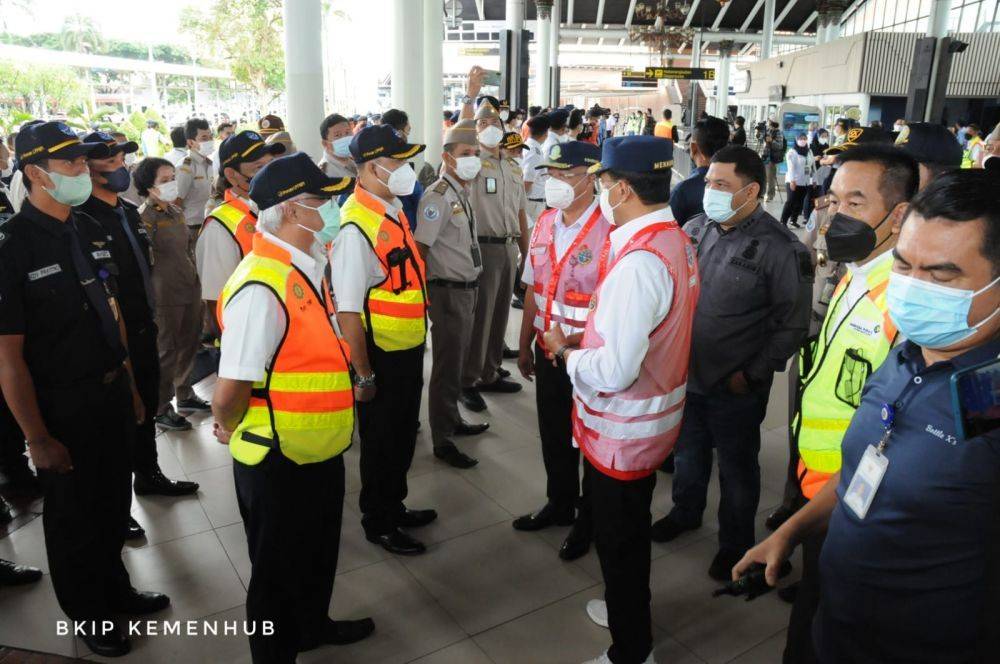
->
<box><xmin>357</xmin><ymin>343</ymin><xmax>423</xmax><ymax>536</ymax></box>
<box><xmin>234</xmin><ymin>453</ymin><xmax>345</xmax><ymax>664</ymax></box>
<box><xmin>780</xmin><ymin>371</ymin><xmax>805</xmax><ymax>511</ymax></box>
<box><xmin>37</xmin><ymin>373</ymin><xmax>134</xmax><ymax>621</ymax></box>
<box><xmin>0</xmin><ymin>392</ymin><xmax>29</xmax><ymax>481</ymax></box>
<box><xmin>784</xmin><ymin>529</ymin><xmax>823</xmax><ymax>664</ymax></box>
<box><xmin>534</xmin><ymin>342</ymin><xmax>591</xmax><ymax>527</ymax></box>
<box><xmin>780</xmin><ymin>184</ymin><xmax>810</xmax><ymax>226</ymax></box>
<box><xmin>128</xmin><ymin>322</ymin><xmax>160</xmax><ymax>476</ymax></box>
<box><xmin>589</xmin><ymin>460</ymin><xmax>656</xmax><ymax>664</ymax></box>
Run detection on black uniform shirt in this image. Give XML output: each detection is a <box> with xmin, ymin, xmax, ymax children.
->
<box><xmin>0</xmin><ymin>187</ymin><xmax>13</xmax><ymax>226</ymax></box>
<box><xmin>0</xmin><ymin>201</ymin><xmax>123</xmax><ymax>388</ymax></box>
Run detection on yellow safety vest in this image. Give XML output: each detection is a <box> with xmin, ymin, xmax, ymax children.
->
<box><xmin>962</xmin><ymin>136</ymin><xmax>983</xmax><ymax>169</ymax></box>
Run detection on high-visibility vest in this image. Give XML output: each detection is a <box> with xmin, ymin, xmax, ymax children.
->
<box><xmin>529</xmin><ymin>205</ymin><xmax>611</xmax><ymax>345</ymax></box>
<box><xmin>204</xmin><ymin>189</ymin><xmax>256</xmax><ymax>258</ymax></box>
<box><xmin>218</xmin><ymin>233</ymin><xmax>354</xmax><ymax>466</ymax></box>
<box><xmin>793</xmin><ymin>251</ymin><xmax>897</xmax><ymax>498</ymax></box>
<box><xmin>654</xmin><ymin>120</ymin><xmax>674</xmax><ymax>139</ymax></box>
<box><xmin>572</xmin><ymin>221</ymin><xmax>700</xmax><ymax>480</ymax></box>
<box><xmin>339</xmin><ymin>186</ymin><xmax>427</xmax><ymax>351</ymax></box>
<box><xmin>962</xmin><ymin>136</ymin><xmax>983</xmax><ymax>169</ymax></box>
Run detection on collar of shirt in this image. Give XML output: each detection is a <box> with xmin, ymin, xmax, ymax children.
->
<box><xmin>898</xmin><ymin>335</ymin><xmax>1000</xmax><ymax>374</ymax></box>
<box><xmin>365</xmin><ymin>190</ymin><xmax>402</xmax><ymax>220</ymax></box>
<box><xmin>188</xmin><ymin>149</ymin><xmax>209</xmax><ymax>165</ymax></box>
<box><xmin>609</xmin><ymin>206</ymin><xmax>674</xmax><ymax>257</ymax></box>
<box><xmin>17</xmin><ymin>200</ymin><xmax>72</xmax><ymax>236</ymax></box>
<box><xmin>557</xmin><ymin>199</ymin><xmax>598</xmax><ymax>230</ymax></box>
<box><xmin>259</xmin><ymin>231</ymin><xmax>326</xmax><ymax>291</ymax></box>
<box><xmin>443</xmin><ymin>171</ymin><xmax>469</xmax><ymax>192</ymax></box>
<box><xmin>526</xmin><ymin>137</ymin><xmax>543</xmax><ymax>150</ymax></box>
<box><xmin>846</xmin><ymin>248</ymin><xmax>893</xmax><ymax>281</ymax></box>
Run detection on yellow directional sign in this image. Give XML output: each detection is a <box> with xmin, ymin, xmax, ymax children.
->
<box><xmin>644</xmin><ymin>67</ymin><xmax>716</xmax><ymax>80</ymax></box>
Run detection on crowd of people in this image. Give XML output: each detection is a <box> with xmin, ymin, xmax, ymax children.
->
<box><xmin>0</xmin><ymin>61</ymin><xmax>999</xmax><ymax>664</ymax></box>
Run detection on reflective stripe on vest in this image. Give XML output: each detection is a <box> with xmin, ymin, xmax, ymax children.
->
<box><xmin>962</xmin><ymin>136</ymin><xmax>983</xmax><ymax>169</ymax></box>
<box><xmin>794</xmin><ymin>251</ymin><xmax>897</xmax><ymax>497</ymax></box>
<box><xmin>339</xmin><ymin>187</ymin><xmax>427</xmax><ymax>351</ymax></box>
<box><xmin>218</xmin><ymin>233</ymin><xmax>354</xmax><ymax>466</ymax></box>
<box><xmin>205</xmin><ymin>190</ymin><xmax>256</xmax><ymax>258</ymax></box>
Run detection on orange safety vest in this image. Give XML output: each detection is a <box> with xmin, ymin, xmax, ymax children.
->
<box><xmin>654</xmin><ymin>120</ymin><xmax>675</xmax><ymax>139</ymax></box>
<box><xmin>204</xmin><ymin>189</ymin><xmax>257</xmax><ymax>258</ymax></box>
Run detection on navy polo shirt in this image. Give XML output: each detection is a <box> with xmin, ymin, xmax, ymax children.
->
<box><xmin>817</xmin><ymin>338</ymin><xmax>1000</xmax><ymax>663</ymax></box>
<box><xmin>669</xmin><ymin>165</ymin><xmax>708</xmax><ymax>227</ymax></box>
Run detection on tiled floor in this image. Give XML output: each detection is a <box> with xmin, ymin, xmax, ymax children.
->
<box><xmin>0</xmin><ymin>198</ymin><xmax>804</xmax><ymax>663</ymax></box>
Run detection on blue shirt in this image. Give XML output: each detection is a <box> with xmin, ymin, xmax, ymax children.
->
<box><xmin>669</xmin><ymin>165</ymin><xmax>708</xmax><ymax>227</ymax></box>
<box><xmin>817</xmin><ymin>338</ymin><xmax>1000</xmax><ymax>662</ymax></box>
<box><xmin>399</xmin><ymin>180</ymin><xmax>424</xmax><ymax>232</ymax></box>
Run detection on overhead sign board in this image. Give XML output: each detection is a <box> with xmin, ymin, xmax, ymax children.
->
<box><xmin>621</xmin><ymin>69</ymin><xmax>658</xmax><ymax>89</ymax></box>
<box><xmin>644</xmin><ymin>67</ymin><xmax>716</xmax><ymax>81</ymax></box>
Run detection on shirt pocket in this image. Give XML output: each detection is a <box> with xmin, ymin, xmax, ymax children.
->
<box><xmin>834</xmin><ymin>348</ymin><xmax>872</xmax><ymax>409</ymax></box>
<box><xmin>707</xmin><ymin>256</ymin><xmax>766</xmax><ymax>315</ymax></box>
<box><xmin>24</xmin><ymin>265</ymin><xmax>85</xmax><ymax>327</ymax></box>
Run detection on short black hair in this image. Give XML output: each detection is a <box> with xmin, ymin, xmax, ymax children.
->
<box><xmin>735</xmin><ymin>116</ymin><xmax>745</xmax><ymax>126</ymax></box>
<box><xmin>110</xmin><ymin>131</ymin><xmax>127</xmax><ymax>141</ymax></box>
<box><xmin>133</xmin><ymin>157</ymin><xmax>175</xmax><ymax>198</ymax></box>
<box><xmin>381</xmin><ymin>109</ymin><xmax>409</xmax><ymax>132</ymax></box>
<box><xmin>169</xmin><ymin>125</ymin><xmax>186</xmax><ymax>148</ymax></box>
<box><xmin>549</xmin><ymin>113</ymin><xmax>568</xmax><ymax>131</ymax></box>
<box><xmin>835</xmin><ymin>144</ymin><xmax>919</xmax><ymax>208</ymax></box>
<box><xmin>216</xmin><ymin>121</ymin><xmax>233</xmax><ymax>134</ymax></box>
<box><xmin>907</xmin><ymin>169</ymin><xmax>1000</xmax><ymax>276</ymax></box>
<box><xmin>605</xmin><ymin>170</ymin><xmax>673</xmax><ymax>206</ymax></box>
<box><xmin>442</xmin><ymin>110</ymin><xmax>452</xmax><ymax>120</ymax></box>
<box><xmin>527</xmin><ymin>114</ymin><xmax>550</xmax><ymax>137</ymax></box>
<box><xmin>528</xmin><ymin>106</ymin><xmax>542</xmax><ymax>117</ymax></box>
<box><xmin>185</xmin><ymin>118</ymin><xmax>210</xmax><ymax>141</ymax></box>
<box><xmin>710</xmin><ymin>146</ymin><xmax>766</xmax><ymax>199</ymax></box>
<box><xmin>693</xmin><ymin>116</ymin><xmax>730</xmax><ymax>160</ymax></box>
<box><xmin>922</xmin><ymin>161</ymin><xmax>954</xmax><ymax>181</ymax></box>
<box><xmin>319</xmin><ymin>113</ymin><xmax>350</xmax><ymax>139</ymax></box>
<box><xmin>569</xmin><ymin>109</ymin><xmax>584</xmax><ymax>130</ymax></box>
<box><xmin>663</xmin><ymin>108</ymin><xmax>672</xmax><ymax>120</ymax></box>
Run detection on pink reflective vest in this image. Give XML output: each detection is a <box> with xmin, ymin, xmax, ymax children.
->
<box><xmin>529</xmin><ymin>206</ymin><xmax>612</xmax><ymax>345</ymax></box>
<box><xmin>572</xmin><ymin>221</ymin><xmax>700</xmax><ymax>480</ymax></box>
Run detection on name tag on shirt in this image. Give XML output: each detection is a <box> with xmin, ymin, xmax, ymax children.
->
<box><xmin>28</xmin><ymin>264</ymin><xmax>62</xmax><ymax>281</ymax></box>
<box><xmin>844</xmin><ymin>445</ymin><xmax>888</xmax><ymax>520</ymax></box>
<box><xmin>485</xmin><ymin>177</ymin><xmax>497</xmax><ymax>194</ymax></box>
<box><xmin>92</xmin><ymin>250</ymin><xmax>112</xmax><ymax>260</ymax></box>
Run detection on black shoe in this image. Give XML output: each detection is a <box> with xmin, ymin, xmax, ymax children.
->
<box><xmin>0</xmin><ymin>496</ymin><xmax>12</xmax><ymax>525</ymax></box>
<box><xmin>398</xmin><ymin>508</ymin><xmax>438</xmax><ymax>528</ymax></box>
<box><xmin>497</xmin><ymin>367</ymin><xmax>511</xmax><ymax>378</ymax></box>
<box><xmin>454</xmin><ymin>420</ymin><xmax>489</xmax><ymax>436</ymax></box>
<box><xmin>650</xmin><ymin>515</ymin><xmax>700</xmax><ymax>543</ymax></box>
<box><xmin>765</xmin><ymin>505</ymin><xmax>796</xmax><ymax>531</ymax></box>
<box><xmin>502</xmin><ymin>346</ymin><xmax>519</xmax><ymax>359</ymax></box>
<box><xmin>113</xmin><ymin>588</ymin><xmax>171</xmax><ymax>615</ymax></box>
<box><xmin>0</xmin><ymin>558</ymin><xmax>42</xmax><ymax>586</ymax></box>
<box><xmin>460</xmin><ymin>388</ymin><xmax>487</xmax><ymax>412</ymax></box>
<box><xmin>477</xmin><ymin>377</ymin><xmax>522</xmax><ymax>393</ymax></box>
<box><xmin>176</xmin><ymin>396</ymin><xmax>211</xmax><ymax>413</ymax></box>
<box><xmin>366</xmin><ymin>528</ymin><xmax>426</xmax><ymax>555</ymax></box>
<box><xmin>299</xmin><ymin>618</ymin><xmax>375</xmax><ymax>651</ymax></box>
<box><xmin>434</xmin><ymin>443</ymin><xmax>479</xmax><ymax>469</ymax></box>
<box><xmin>511</xmin><ymin>296</ymin><xmax>524</xmax><ymax>310</ymax></box>
<box><xmin>708</xmin><ymin>548</ymin><xmax>745</xmax><ymax>582</ymax></box>
<box><xmin>559</xmin><ymin>523</ymin><xmax>592</xmax><ymax>561</ymax></box>
<box><xmin>125</xmin><ymin>516</ymin><xmax>146</xmax><ymax>540</ymax></box>
<box><xmin>82</xmin><ymin>627</ymin><xmax>131</xmax><ymax>658</ymax></box>
<box><xmin>512</xmin><ymin>503</ymin><xmax>575</xmax><ymax>531</ymax></box>
<box><xmin>134</xmin><ymin>468</ymin><xmax>200</xmax><ymax>497</ymax></box>
<box><xmin>778</xmin><ymin>581</ymin><xmax>799</xmax><ymax>604</ymax></box>
<box><xmin>154</xmin><ymin>411</ymin><xmax>192</xmax><ymax>431</ymax></box>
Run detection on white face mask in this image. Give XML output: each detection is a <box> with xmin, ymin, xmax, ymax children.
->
<box><xmin>500</xmin><ymin>110</ymin><xmax>510</xmax><ymax>122</ymax></box>
<box><xmin>154</xmin><ymin>180</ymin><xmax>178</xmax><ymax>201</ymax></box>
<box><xmin>453</xmin><ymin>155</ymin><xmax>482</xmax><ymax>181</ymax></box>
<box><xmin>199</xmin><ymin>140</ymin><xmax>216</xmax><ymax>157</ymax></box>
<box><xmin>376</xmin><ymin>162</ymin><xmax>417</xmax><ymax>196</ymax></box>
<box><xmin>123</xmin><ymin>153</ymin><xmax>137</xmax><ymax>167</ymax></box>
<box><xmin>818</xmin><ymin>136</ymin><xmax>829</xmax><ymax>145</ymax></box>
<box><xmin>478</xmin><ymin>125</ymin><xmax>504</xmax><ymax>148</ymax></box>
<box><xmin>598</xmin><ymin>185</ymin><xmax>624</xmax><ymax>225</ymax></box>
<box><xmin>544</xmin><ymin>177</ymin><xmax>582</xmax><ymax>210</ymax></box>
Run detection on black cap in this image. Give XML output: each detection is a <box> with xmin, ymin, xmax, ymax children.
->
<box><xmin>15</xmin><ymin>121</ymin><xmax>110</xmax><ymax>167</ymax></box>
<box><xmin>258</xmin><ymin>114</ymin><xmax>285</xmax><ymax>136</ymax></box>
<box><xmin>82</xmin><ymin>130</ymin><xmax>139</xmax><ymax>156</ymax></box>
<box><xmin>895</xmin><ymin>122</ymin><xmax>963</xmax><ymax>167</ymax></box>
<box><xmin>349</xmin><ymin>125</ymin><xmax>425</xmax><ymax>164</ymax></box>
<box><xmin>824</xmin><ymin>126</ymin><xmax>891</xmax><ymax>155</ymax></box>
<box><xmin>589</xmin><ymin>136</ymin><xmax>674</xmax><ymax>175</ymax></box>
<box><xmin>547</xmin><ymin>109</ymin><xmax>570</xmax><ymax>128</ymax></box>
<box><xmin>248</xmin><ymin>152</ymin><xmax>354</xmax><ymax>210</ymax></box>
<box><xmin>537</xmin><ymin>140</ymin><xmax>601</xmax><ymax>170</ymax></box>
<box><xmin>500</xmin><ymin>131</ymin><xmax>529</xmax><ymax>152</ymax></box>
<box><xmin>218</xmin><ymin>130</ymin><xmax>286</xmax><ymax>173</ymax></box>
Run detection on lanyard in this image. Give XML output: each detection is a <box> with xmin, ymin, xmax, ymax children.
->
<box><xmin>542</xmin><ymin>206</ymin><xmax>602</xmax><ymax>331</ymax></box>
<box><xmin>67</xmin><ymin>224</ymin><xmax>127</xmax><ymax>363</ymax></box>
<box><xmin>442</xmin><ymin>178</ymin><xmax>475</xmax><ymax>239</ymax></box>
<box><xmin>114</xmin><ymin>206</ymin><xmax>156</xmax><ymax>312</ymax></box>
<box><xmin>875</xmin><ymin>402</ymin><xmax>895</xmax><ymax>454</ymax></box>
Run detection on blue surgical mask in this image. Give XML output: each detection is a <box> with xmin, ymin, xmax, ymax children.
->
<box><xmin>296</xmin><ymin>199</ymin><xmax>342</xmax><ymax>245</ymax></box>
<box><xmin>101</xmin><ymin>166</ymin><xmax>132</xmax><ymax>193</ymax></box>
<box><xmin>887</xmin><ymin>272</ymin><xmax>1000</xmax><ymax>349</ymax></box>
<box><xmin>703</xmin><ymin>183</ymin><xmax>751</xmax><ymax>223</ymax></box>
<box><xmin>332</xmin><ymin>135</ymin><xmax>352</xmax><ymax>158</ymax></box>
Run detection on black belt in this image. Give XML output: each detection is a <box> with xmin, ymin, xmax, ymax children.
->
<box><xmin>477</xmin><ymin>236</ymin><xmax>516</xmax><ymax>245</ymax></box>
<box><xmin>528</xmin><ymin>198</ymin><xmax>545</xmax><ymax>203</ymax></box>
<box><xmin>427</xmin><ymin>278</ymin><xmax>479</xmax><ymax>290</ymax></box>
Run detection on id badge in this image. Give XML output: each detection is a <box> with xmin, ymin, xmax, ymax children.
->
<box><xmin>471</xmin><ymin>245</ymin><xmax>483</xmax><ymax>268</ymax></box>
<box><xmin>486</xmin><ymin>177</ymin><xmax>497</xmax><ymax>194</ymax></box>
<box><xmin>844</xmin><ymin>445</ymin><xmax>888</xmax><ymax>520</ymax></box>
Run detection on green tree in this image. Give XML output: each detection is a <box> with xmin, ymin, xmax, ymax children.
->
<box><xmin>59</xmin><ymin>14</ymin><xmax>106</xmax><ymax>54</ymax></box>
<box><xmin>0</xmin><ymin>60</ymin><xmax>86</xmax><ymax>117</ymax></box>
<box><xmin>180</xmin><ymin>0</ymin><xmax>284</xmax><ymax>108</ymax></box>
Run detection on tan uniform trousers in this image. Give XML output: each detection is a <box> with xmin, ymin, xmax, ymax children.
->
<box><xmin>155</xmin><ymin>299</ymin><xmax>202</xmax><ymax>415</ymax></box>
<box><xmin>463</xmin><ymin>242</ymin><xmax>518</xmax><ymax>388</ymax></box>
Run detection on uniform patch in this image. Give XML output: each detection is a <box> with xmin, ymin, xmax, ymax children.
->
<box><xmin>423</xmin><ymin>205</ymin><xmax>440</xmax><ymax>221</ymax></box>
<box><xmin>292</xmin><ymin>284</ymin><xmax>305</xmax><ymax>299</ymax></box>
<box><xmin>848</xmin><ymin>320</ymin><xmax>881</xmax><ymax>338</ymax></box>
<box><xmin>432</xmin><ymin>180</ymin><xmax>449</xmax><ymax>195</ymax></box>
<box><xmin>28</xmin><ymin>264</ymin><xmax>62</xmax><ymax>281</ymax></box>
<box><xmin>92</xmin><ymin>250</ymin><xmax>112</xmax><ymax>260</ymax></box>
<box><xmin>684</xmin><ymin>242</ymin><xmax>696</xmax><ymax>270</ymax></box>
<box><xmin>450</xmin><ymin>201</ymin><xmax>463</xmax><ymax>215</ymax></box>
<box><xmin>577</xmin><ymin>246</ymin><xmax>593</xmax><ymax>265</ymax></box>
<box><xmin>378</xmin><ymin>230</ymin><xmax>390</xmax><ymax>242</ymax></box>
<box><xmin>243</xmin><ymin>222</ymin><xmax>255</xmax><ymax>234</ymax></box>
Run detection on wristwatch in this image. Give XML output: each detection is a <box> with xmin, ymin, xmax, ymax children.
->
<box><xmin>354</xmin><ymin>372</ymin><xmax>377</xmax><ymax>389</ymax></box>
<box><xmin>461</xmin><ymin>95</ymin><xmax>473</xmax><ymax>105</ymax></box>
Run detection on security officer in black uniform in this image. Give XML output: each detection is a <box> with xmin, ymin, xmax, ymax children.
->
<box><xmin>653</xmin><ymin>145</ymin><xmax>813</xmax><ymax>580</ymax></box>
<box><xmin>0</xmin><ymin>122</ymin><xmax>169</xmax><ymax>657</ymax></box>
<box><xmin>79</xmin><ymin>132</ymin><xmax>200</xmax><ymax>529</ymax></box>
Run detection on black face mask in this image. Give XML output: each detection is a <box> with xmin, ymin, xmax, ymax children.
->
<box><xmin>825</xmin><ymin>210</ymin><xmax>891</xmax><ymax>263</ymax></box>
<box><xmin>101</xmin><ymin>166</ymin><xmax>131</xmax><ymax>193</ymax></box>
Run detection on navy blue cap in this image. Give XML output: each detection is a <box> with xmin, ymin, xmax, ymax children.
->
<box><xmin>349</xmin><ymin>124</ymin><xmax>425</xmax><ymax>164</ymax></box>
<box><xmin>248</xmin><ymin>151</ymin><xmax>354</xmax><ymax>210</ymax></box>
<box><xmin>82</xmin><ymin>130</ymin><xmax>139</xmax><ymax>156</ymax></box>
<box><xmin>589</xmin><ymin>136</ymin><xmax>674</xmax><ymax>175</ymax></box>
<box><xmin>15</xmin><ymin>121</ymin><xmax>109</xmax><ymax>167</ymax></box>
<box><xmin>219</xmin><ymin>130</ymin><xmax>286</xmax><ymax>174</ymax></box>
<box><xmin>895</xmin><ymin>122</ymin><xmax>963</xmax><ymax>167</ymax></box>
<box><xmin>547</xmin><ymin>109</ymin><xmax>569</xmax><ymax>128</ymax></box>
<box><xmin>537</xmin><ymin>140</ymin><xmax>601</xmax><ymax>170</ymax></box>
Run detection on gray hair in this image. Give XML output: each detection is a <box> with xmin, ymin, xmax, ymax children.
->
<box><xmin>256</xmin><ymin>194</ymin><xmax>312</xmax><ymax>234</ymax></box>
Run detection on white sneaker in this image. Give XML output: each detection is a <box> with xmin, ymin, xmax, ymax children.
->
<box><xmin>586</xmin><ymin>599</ymin><xmax>609</xmax><ymax>628</ymax></box>
<box><xmin>581</xmin><ymin>650</ymin><xmax>656</xmax><ymax>664</ymax></box>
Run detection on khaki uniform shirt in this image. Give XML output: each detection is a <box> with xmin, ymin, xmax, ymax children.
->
<box><xmin>139</xmin><ymin>201</ymin><xmax>200</xmax><ymax>306</ymax></box>
<box><xmin>175</xmin><ymin>150</ymin><xmax>213</xmax><ymax>227</ymax></box>
<box><xmin>318</xmin><ymin>155</ymin><xmax>358</xmax><ymax>179</ymax></box>
<box><xmin>415</xmin><ymin>174</ymin><xmax>482</xmax><ymax>283</ymax></box>
<box><xmin>469</xmin><ymin>152</ymin><xmax>527</xmax><ymax>239</ymax></box>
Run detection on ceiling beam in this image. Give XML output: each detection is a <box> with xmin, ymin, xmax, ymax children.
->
<box><xmin>475</xmin><ymin>0</ymin><xmax>484</xmax><ymax>21</ymax></box>
<box><xmin>625</xmin><ymin>0</ymin><xmax>638</xmax><ymax>27</ymax></box>
<box><xmin>740</xmin><ymin>0</ymin><xmax>765</xmax><ymax>31</ymax></box>
<box><xmin>711</xmin><ymin>0</ymin><xmax>734</xmax><ymax>30</ymax></box>
<box><xmin>775</xmin><ymin>0</ymin><xmax>800</xmax><ymax>29</ymax></box>
<box><xmin>567</xmin><ymin>0</ymin><xmax>575</xmax><ymax>25</ymax></box>
<box><xmin>560</xmin><ymin>27</ymin><xmax>816</xmax><ymax>44</ymax></box>
<box><xmin>798</xmin><ymin>11</ymin><xmax>818</xmax><ymax>33</ymax></box>
<box><xmin>595</xmin><ymin>0</ymin><xmax>606</xmax><ymax>26</ymax></box>
<box><xmin>683</xmin><ymin>0</ymin><xmax>702</xmax><ymax>29</ymax></box>
<box><xmin>841</xmin><ymin>0</ymin><xmax>866</xmax><ymax>24</ymax></box>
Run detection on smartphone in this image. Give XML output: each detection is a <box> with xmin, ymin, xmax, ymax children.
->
<box><xmin>950</xmin><ymin>356</ymin><xmax>1000</xmax><ymax>440</ymax></box>
<box><xmin>484</xmin><ymin>70</ymin><xmax>501</xmax><ymax>87</ymax></box>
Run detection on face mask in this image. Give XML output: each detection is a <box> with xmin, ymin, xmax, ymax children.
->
<box><xmin>155</xmin><ymin>180</ymin><xmax>178</xmax><ymax>201</ymax></box>
<box><xmin>376</xmin><ymin>162</ymin><xmax>417</xmax><ymax>196</ymax></box>
<box><xmin>296</xmin><ymin>199</ymin><xmax>342</xmax><ymax>244</ymax></box>
<box><xmin>826</xmin><ymin>210</ymin><xmax>890</xmax><ymax>263</ymax></box>
<box><xmin>887</xmin><ymin>272</ymin><xmax>1000</xmax><ymax>349</ymax></box>
<box><xmin>702</xmin><ymin>184</ymin><xmax>750</xmax><ymax>224</ymax></box>
<box><xmin>332</xmin><ymin>135</ymin><xmax>352</xmax><ymax>158</ymax></box>
<box><xmin>453</xmin><ymin>155</ymin><xmax>482</xmax><ymax>181</ymax></box>
<box><xmin>558</xmin><ymin>133</ymin><xmax>572</xmax><ymax>144</ymax></box>
<box><xmin>797</xmin><ymin>140</ymin><xmax>808</xmax><ymax>147</ymax></box>
<box><xmin>500</xmin><ymin>110</ymin><xmax>510</xmax><ymax>122</ymax></box>
<box><xmin>818</xmin><ymin>137</ymin><xmax>829</xmax><ymax>145</ymax></box>
<box><xmin>40</xmin><ymin>168</ymin><xmax>93</xmax><ymax>206</ymax></box>
<box><xmin>101</xmin><ymin>166</ymin><xmax>131</xmax><ymax>193</ymax></box>
<box><xmin>893</xmin><ymin>125</ymin><xmax>903</xmax><ymax>133</ymax></box>
<box><xmin>199</xmin><ymin>140</ymin><xmax>216</xmax><ymax>157</ymax></box>
<box><xmin>545</xmin><ymin>177</ymin><xmax>582</xmax><ymax>210</ymax></box>
<box><xmin>478</xmin><ymin>125</ymin><xmax>503</xmax><ymax>148</ymax></box>
<box><xmin>123</xmin><ymin>153</ymin><xmax>137</xmax><ymax>167</ymax></box>
<box><xmin>599</xmin><ymin>185</ymin><xmax>624</xmax><ymax>225</ymax></box>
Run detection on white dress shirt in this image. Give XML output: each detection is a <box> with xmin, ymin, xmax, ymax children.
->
<box><xmin>832</xmin><ymin>250</ymin><xmax>893</xmax><ymax>333</ymax></box>
<box><xmin>566</xmin><ymin>207</ymin><xmax>675</xmax><ymax>394</ymax></box>
<box><xmin>218</xmin><ymin>232</ymin><xmax>327</xmax><ymax>382</ymax></box>
<box><xmin>164</xmin><ymin>147</ymin><xmax>188</xmax><ymax>167</ymax></box>
<box><xmin>522</xmin><ymin>199</ymin><xmax>599</xmax><ymax>287</ymax></box>
<box><xmin>329</xmin><ymin>191</ymin><xmax>401</xmax><ymax>313</ymax></box>
<box><xmin>195</xmin><ymin>196</ymin><xmax>253</xmax><ymax>300</ymax></box>
<box><xmin>521</xmin><ymin>137</ymin><xmax>547</xmax><ymax>201</ymax></box>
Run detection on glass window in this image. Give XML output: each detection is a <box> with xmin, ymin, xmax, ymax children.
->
<box><xmin>960</xmin><ymin>3</ymin><xmax>979</xmax><ymax>30</ymax></box>
<box><xmin>916</xmin><ymin>16</ymin><xmax>929</xmax><ymax>31</ymax></box>
<box><xmin>908</xmin><ymin>0</ymin><xmax>921</xmax><ymax>21</ymax></box>
<box><xmin>949</xmin><ymin>7</ymin><xmax>961</xmax><ymax>30</ymax></box>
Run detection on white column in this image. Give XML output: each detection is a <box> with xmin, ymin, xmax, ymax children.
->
<box><xmin>391</xmin><ymin>0</ymin><xmax>424</xmax><ymax>147</ymax></box>
<box><xmin>716</xmin><ymin>42</ymin><xmax>732</xmax><ymax>118</ymax></box>
<box><xmin>283</xmin><ymin>0</ymin><xmax>325</xmax><ymax>159</ymax></box>
<box><xmin>534</xmin><ymin>2</ymin><xmax>552</xmax><ymax>106</ymax></box>
<box><xmin>423</xmin><ymin>0</ymin><xmax>444</xmax><ymax>169</ymax></box>
<box><xmin>689</xmin><ymin>31</ymin><xmax>702</xmax><ymax>129</ymax></box>
<box><xmin>761</xmin><ymin>0</ymin><xmax>776</xmax><ymax>60</ymax></box>
<box><xmin>506</xmin><ymin>0</ymin><xmax>526</xmax><ymax>109</ymax></box>
<box><xmin>928</xmin><ymin>0</ymin><xmax>950</xmax><ymax>38</ymax></box>
<box><xmin>549</xmin><ymin>0</ymin><xmax>561</xmax><ymax>107</ymax></box>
